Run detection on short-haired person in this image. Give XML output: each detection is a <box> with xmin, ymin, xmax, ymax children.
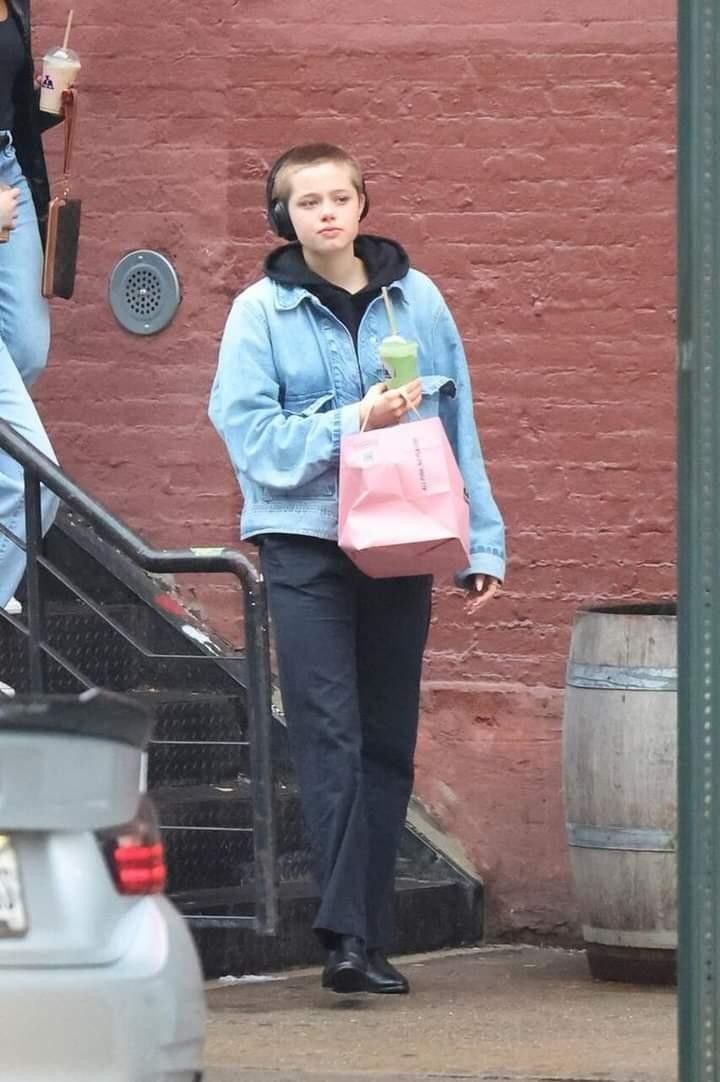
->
<box><xmin>209</xmin><ymin>144</ymin><xmax>505</xmax><ymax>995</ymax></box>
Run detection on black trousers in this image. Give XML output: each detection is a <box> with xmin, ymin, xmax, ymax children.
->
<box><xmin>260</xmin><ymin>535</ymin><xmax>433</xmax><ymax>950</ymax></box>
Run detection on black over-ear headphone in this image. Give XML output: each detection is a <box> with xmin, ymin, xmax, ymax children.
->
<box><xmin>265</xmin><ymin>148</ymin><xmax>370</xmax><ymax>242</ymax></box>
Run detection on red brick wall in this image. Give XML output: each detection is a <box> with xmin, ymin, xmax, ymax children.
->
<box><xmin>33</xmin><ymin>1</ymin><xmax>676</xmax><ymax>936</ymax></box>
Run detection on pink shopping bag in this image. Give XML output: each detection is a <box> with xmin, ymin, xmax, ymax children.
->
<box><xmin>338</xmin><ymin>416</ymin><xmax>470</xmax><ymax>578</ymax></box>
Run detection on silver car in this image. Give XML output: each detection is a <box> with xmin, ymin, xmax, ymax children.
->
<box><xmin>0</xmin><ymin>690</ymin><xmax>205</xmax><ymax>1081</ymax></box>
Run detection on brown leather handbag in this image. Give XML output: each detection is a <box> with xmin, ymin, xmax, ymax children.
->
<box><xmin>42</xmin><ymin>91</ymin><xmax>81</xmax><ymax>300</ymax></box>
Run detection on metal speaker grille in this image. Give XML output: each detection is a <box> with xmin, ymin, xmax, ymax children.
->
<box><xmin>125</xmin><ymin>266</ymin><xmax>163</xmax><ymax>319</ymax></box>
<box><xmin>109</xmin><ymin>250</ymin><xmax>181</xmax><ymax>335</ymax></box>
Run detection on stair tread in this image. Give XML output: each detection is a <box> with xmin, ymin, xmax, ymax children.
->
<box><xmin>153</xmin><ymin>779</ymin><xmax>296</xmax><ymax>806</ymax></box>
<box><xmin>172</xmin><ymin>875</ymin><xmax>461</xmax><ymax>910</ymax></box>
<box><xmin>153</xmin><ymin>780</ymin><xmax>300</xmax><ymax>832</ymax></box>
<box><xmin>135</xmin><ymin>688</ymin><xmax>246</xmax><ymax>702</ymax></box>
<box><xmin>154</xmin><ymin>780</ymin><xmax>253</xmax><ymax>804</ymax></box>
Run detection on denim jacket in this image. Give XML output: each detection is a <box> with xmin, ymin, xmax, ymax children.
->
<box><xmin>209</xmin><ymin>268</ymin><xmax>506</xmax><ymax>585</ymax></box>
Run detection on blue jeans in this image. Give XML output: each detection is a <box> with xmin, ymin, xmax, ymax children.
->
<box><xmin>0</xmin><ymin>135</ymin><xmax>58</xmax><ymax>609</ymax></box>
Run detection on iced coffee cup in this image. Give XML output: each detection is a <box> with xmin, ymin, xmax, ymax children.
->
<box><xmin>39</xmin><ymin>45</ymin><xmax>80</xmax><ymax>115</ymax></box>
<box><xmin>378</xmin><ymin>335</ymin><xmax>418</xmax><ymax>390</ymax></box>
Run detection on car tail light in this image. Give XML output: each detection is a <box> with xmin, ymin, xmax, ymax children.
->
<box><xmin>99</xmin><ymin>795</ymin><xmax>167</xmax><ymax>895</ymax></box>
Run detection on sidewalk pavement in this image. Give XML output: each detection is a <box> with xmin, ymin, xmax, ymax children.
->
<box><xmin>203</xmin><ymin>944</ymin><xmax>677</xmax><ymax>1082</ymax></box>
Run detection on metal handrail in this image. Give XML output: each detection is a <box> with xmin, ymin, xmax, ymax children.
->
<box><xmin>0</xmin><ymin>419</ymin><xmax>277</xmax><ymax>935</ymax></box>
<box><xmin>0</xmin><ymin>420</ymin><xmax>253</xmax><ymax>577</ymax></box>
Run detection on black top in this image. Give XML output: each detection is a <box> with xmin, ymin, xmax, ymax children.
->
<box><xmin>264</xmin><ymin>234</ymin><xmax>410</xmax><ymax>347</ymax></box>
<box><xmin>0</xmin><ymin>9</ymin><xmax>24</xmax><ymax>132</ymax></box>
<box><xmin>6</xmin><ymin>0</ymin><xmax>64</xmax><ymax>243</ymax></box>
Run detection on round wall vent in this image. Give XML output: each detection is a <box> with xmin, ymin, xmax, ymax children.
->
<box><xmin>108</xmin><ymin>250</ymin><xmax>181</xmax><ymax>335</ymax></box>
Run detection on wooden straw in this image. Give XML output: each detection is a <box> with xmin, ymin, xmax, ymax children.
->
<box><xmin>381</xmin><ymin>286</ymin><xmax>397</xmax><ymax>335</ymax></box>
<box><xmin>62</xmin><ymin>10</ymin><xmax>74</xmax><ymax>51</ymax></box>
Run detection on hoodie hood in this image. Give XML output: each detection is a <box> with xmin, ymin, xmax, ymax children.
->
<box><xmin>264</xmin><ymin>234</ymin><xmax>409</xmax><ymax>292</ymax></box>
<box><xmin>263</xmin><ymin>235</ymin><xmax>410</xmax><ymax>346</ymax></box>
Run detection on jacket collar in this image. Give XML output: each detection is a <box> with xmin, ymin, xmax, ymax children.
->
<box><xmin>272</xmin><ymin>277</ymin><xmax>409</xmax><ymax>312</ymax></box>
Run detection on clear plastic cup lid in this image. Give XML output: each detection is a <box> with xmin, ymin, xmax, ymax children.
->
<box><xmin>45</xmin><ymin>46</ymin><xmax>80</xmax><ymax>63</ymax></box>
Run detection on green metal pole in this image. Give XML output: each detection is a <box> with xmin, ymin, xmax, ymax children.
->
<box><xmin>678</xmin><ymin>2</ymin><xmax>720</xmax><ymax>1080</ymax></box>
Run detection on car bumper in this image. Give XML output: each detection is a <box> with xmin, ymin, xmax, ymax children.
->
<box><xmin>1</xmin><ymin>898</ymin><xmax>205</xmax><ymax>1081</ymax></box>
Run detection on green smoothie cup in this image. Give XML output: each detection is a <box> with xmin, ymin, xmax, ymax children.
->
<box><xmin>378</xmin><ymin>335</ymin><xmax>418</xmax><ymax>389</ymax></box>
<box><xmin>379</xmin><ymin>286</ymin><xmax>418</xmax><ymax>389</ymax></box>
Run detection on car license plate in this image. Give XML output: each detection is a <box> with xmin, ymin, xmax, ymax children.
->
<box><xmin>0</xmin><ymin>834</ymin><xmax>27</xmax><ymax>936</ymax></box>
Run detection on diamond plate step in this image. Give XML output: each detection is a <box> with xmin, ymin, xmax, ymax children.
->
<box><xmin>137</xmin><ymin>689</ymin><xmax>250</xmax><ymax>787</ymax></box>
<box><xmin>0</xmin><ymin>602</ymin><xmax>145</xmax><ymax>692</ymax></box>
<box><xmin>153</xmin><ymin>781</ymin><xmax>308</xmax><ymax>893</ymax></box>
<box><xmin>0</xmin><ymin>601</ymin><xmax>242</xmax><ymax>694</ymax></box>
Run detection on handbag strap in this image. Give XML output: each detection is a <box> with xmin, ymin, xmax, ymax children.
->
<box><xmin>61</xmin><ymin>90</ymin><xmax>78</xmax><ymax>183</ymax></box>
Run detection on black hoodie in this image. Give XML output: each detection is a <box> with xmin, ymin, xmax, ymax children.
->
<box><xmin>264</xmin><ymin>234</ymin><xmax>410</xmax><ymax>347</ymax></box>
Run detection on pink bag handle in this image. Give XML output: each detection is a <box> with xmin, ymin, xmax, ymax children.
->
<box><xmin>360</xmin><ymin>389</ymin><xmax>420</xmax><ymax>433</ymax></box>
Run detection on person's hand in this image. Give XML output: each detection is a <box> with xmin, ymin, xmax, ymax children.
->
<box><xmin>359</xmin><ymin>378</ymin><xmax>422</xmax><ymax>431</ymax></box>
<box><xmin>34</xmin><ymin>76</ymin><xmax>75</xmax><ymax>115</ymax></box>
<box><xmin>0</xmin><ymin>186</ymin><xmax>20</xmax><ymax>233</ymax></box>
<box><xmin>465</xmin><ymin>574</ymin><xmax>502</xmax><ymax>615</ymax></box>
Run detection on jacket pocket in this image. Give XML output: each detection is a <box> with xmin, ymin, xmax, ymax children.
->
<box><xmin>281</xmin><ymin>390</ymin><xmax>334</xmax><ymax>416</ymax></box>
<box><xmin>263</xmin><ymin>391</ymin><xmax>338</xmax><ymax>500</ymax></box>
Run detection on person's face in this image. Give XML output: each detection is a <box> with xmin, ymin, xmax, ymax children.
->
<box><xmin>286</xmin><ymin>161</ymin><xmax>365</xmax><ymax>255</ymax></box>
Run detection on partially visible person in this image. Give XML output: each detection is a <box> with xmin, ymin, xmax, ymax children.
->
<box><xmin>0</xmin><ymin>0</ymin><xmax>69</xmax><ymax>692</ymax></box>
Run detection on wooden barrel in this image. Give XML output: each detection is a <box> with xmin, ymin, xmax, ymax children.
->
<box><xmin>562</xmin><ymin>603</ymin><xmax>677</xmax><ymax>984</ymax></box>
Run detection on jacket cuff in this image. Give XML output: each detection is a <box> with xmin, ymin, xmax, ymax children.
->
<box><xmin>454</xmin><ymin>551</ymin><xmax>506</xmax><ymax>589</ymax></box>
<box><xmin>340</xmin><ymin>403</ymin><xmax>361</xmax><ymax>438</ymax></box>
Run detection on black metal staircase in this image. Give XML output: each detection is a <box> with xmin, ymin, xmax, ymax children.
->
<box><xmin>0</xmin><ymin>421</ymin><xmax>483</xmax><ymax>977</ymax></box>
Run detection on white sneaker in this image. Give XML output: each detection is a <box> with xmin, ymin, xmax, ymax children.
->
<box><xmin>0</xmin><ymin>681</ymin><xmax>15</xmax><ymax>698</ymax></box>
<box><xmin>4</xmin><ymin>597</ymin><xmax>21</xmax><ymax>615</ymax></box>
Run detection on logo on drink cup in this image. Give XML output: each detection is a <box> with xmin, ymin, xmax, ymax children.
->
<box><xmin>41</xmin><ymin>74</ymin><xmax>55</xmax><ymax>90</ymax></box>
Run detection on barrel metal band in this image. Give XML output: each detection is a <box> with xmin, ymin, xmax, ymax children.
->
<box><xmin>567</xmin><ymin>824</ymin><xmax>676</xmax><ymax>852</ymax></box>
<box><xmin>567</xmin><ymin>662</ymin><xmax>677</xmax><ymax>691</ymax></box>
<box><xmin>582</xmin><ymin>925</ymin><xmax>677</xmax><ymax>950</ymax></box>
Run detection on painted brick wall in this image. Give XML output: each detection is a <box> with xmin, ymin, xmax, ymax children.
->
<box><xmin>32</xmin><ymin>1</ymin><xmax>676</xmax><ymax>936</ymax></box>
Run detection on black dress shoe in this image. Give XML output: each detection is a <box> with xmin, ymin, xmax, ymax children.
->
<box><xmin>321</xmin><ymin>935</ymin><xmax>368</xmax><ymax>993</ymax></box>
<box><xmin>366</xmin><ymin>950</ymin><xmax>409</xmax><ymax>994</ymax></box>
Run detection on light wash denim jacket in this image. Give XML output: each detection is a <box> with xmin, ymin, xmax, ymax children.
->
<box><xmin>209</xmin><ymin>268</ymin><xmax>506</xmax><ymax>585</ymax></box>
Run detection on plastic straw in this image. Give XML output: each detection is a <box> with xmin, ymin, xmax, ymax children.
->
<box><xmin>381</xmin><ymin>286</ymin><xmax>397</xmax><ymax>336</ymax></box>
<box><xmin>62</xmin><ymin>10</ymin><xmax>74</xmax><ymax>51</ymax></box>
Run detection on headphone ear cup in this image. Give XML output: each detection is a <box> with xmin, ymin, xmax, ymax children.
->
<box><xmin>266</xmin><ymin>148</ymin><xmax>298</xmax><ymax>240</ymax></box>
<box><xmin>266</xmin><ymin>200</ymin><xmax>294</xmax><ymax>242</ymax></box>
<box><xmin>271</xmin><ymin>200</ymin><xmax>297</xmax><ymax>242</ymax></box>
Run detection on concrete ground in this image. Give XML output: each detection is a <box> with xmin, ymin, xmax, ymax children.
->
<box><xmin>203</xmin><ymin>945</ymin><xmax>677</xmax><ymax>1082</ymax></box>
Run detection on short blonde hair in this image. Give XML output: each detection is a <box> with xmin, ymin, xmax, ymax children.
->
<box><xmin>270</xmin><ymin>144</ymin><xmax>364</xmax><ymax>203</ymax></box>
